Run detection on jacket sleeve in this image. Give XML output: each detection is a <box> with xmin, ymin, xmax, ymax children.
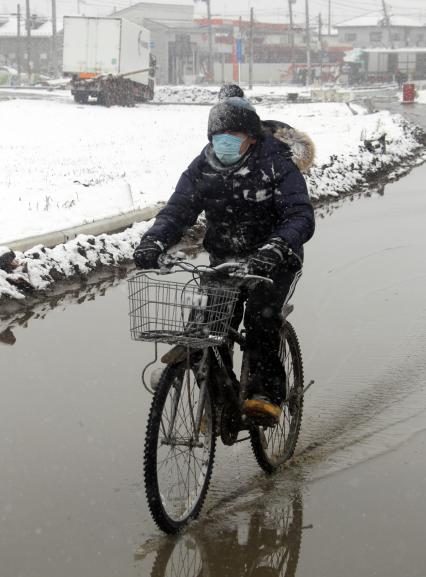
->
<box><xmin>142</xmin><ymin>155</ymin><xmax>204</xmax><ymax>249</ymax></box>
<box><xmin>270</xmin><ymin>155</ymin><xmax>315</xmax><ymax>253</ymax></box>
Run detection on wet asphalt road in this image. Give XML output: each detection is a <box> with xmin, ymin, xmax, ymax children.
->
<box><xmin>375</xmin><ymin>100</ymin><xmax>426</xmax><ymax>131</ymax></box>
<box><xmin>1</xmin><ymin>160</ymin><xmax>426</xmax><ymax>576</ymax></box>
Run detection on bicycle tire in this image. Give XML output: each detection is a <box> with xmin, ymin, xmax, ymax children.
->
<box><xmin>250</xmin><ymin>320</ymin><xmax>304</xmax><ymax>473</ymax></box>
<box><xmin>150</xmin><ymin>532</ymin><xmax>208</xmax><ymax>577</ymax></box>
<box><xmin>144</xmin><ymin>360</ymin><xmax>216</xmax><ymax>534</ymax></box>
<box><xmin>246</xmin><ymin>492</ymin><xmax>303</xmax><ymax>577</ymax></box>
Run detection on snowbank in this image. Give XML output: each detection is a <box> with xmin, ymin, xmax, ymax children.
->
<box><xmin>416</xmin><ymin>90</ymin><xmax>426</xmax><ymax>104</ymax></box>
<box><xmin>0</xmin><ymin>221</ymin><xmax>151</xmax><ymax>301</ymax></box>
<box><xmin>1</xmin><ymin>99</ymin><xmax>423</xmax><ymax>247</ymax></box>
<box><xmin>154</xmin><ymin>84</ymin><xmax>310</xmax><ymax>105</ymax></box>
<box><xmin>0</xmin><ymin>97</ymin><xmax>424</xmax><ymax>301</ymax></box>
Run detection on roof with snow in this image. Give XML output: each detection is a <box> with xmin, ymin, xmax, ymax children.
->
<box><xmin>125</xmin><ymin>0</ymin><xmax>192</xmax><ymax>4</ymax></box>
<box><xmin>363</xmin><ymin>47</ymin><xmax>426</xmax><ymax>53</ymax></box>
<box><xmin>195</xmin><ymin>18</ymin><xmax>300</xmax><ymax>32</ymax></box>
<box><xmin>113</xmin><ymin>2</ymin><xmax>194</xmax><ymax>29</ymax></box>
<box><xmin>336</xmin><ymin>11</ymin><xmax>425</xmax><ymax>29</ymax></box>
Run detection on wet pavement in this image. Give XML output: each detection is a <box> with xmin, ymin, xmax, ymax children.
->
<box><xmin>374</xmin><ymin>99</ymin><xmax>426</xmax><ymax>130</ymax></box>
<box><xmin>1</xmin><ymin>162</ymin><xmax>426</xmax><ymax>577</ymax></box>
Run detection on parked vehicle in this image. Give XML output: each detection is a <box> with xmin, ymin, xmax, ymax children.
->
<box><xmin>62</xmin><ymin>16</ymin><xmax>155</xmax><ymax>106</ymax></box>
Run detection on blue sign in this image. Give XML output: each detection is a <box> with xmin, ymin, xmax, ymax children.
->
<box><xmin>236</xmin><ymin>39</ymin><xmax>243</xmax><ymax>63</ymax></box>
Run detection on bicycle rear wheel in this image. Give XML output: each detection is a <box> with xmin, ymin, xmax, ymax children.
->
<box><xmin>250</xmin><ymin>320</ymin><xmax>304</xmax><ymax>473</ymax></box>
<box><xmin>144</xmin><ymin>359</ymin><xmax>216</xmax><ymax>533</ymax></box>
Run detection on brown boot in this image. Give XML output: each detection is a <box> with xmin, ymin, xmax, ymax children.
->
<box><xmin>242</xmin><ymin>395</ymin><xmax>282</xmax><ymax>425</ymax></box>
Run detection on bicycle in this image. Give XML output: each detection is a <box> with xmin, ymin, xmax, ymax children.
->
<box><xmin>128</xmin><ymin>254</ymin><xmax>312</xmax><ymax>534</ymax></box>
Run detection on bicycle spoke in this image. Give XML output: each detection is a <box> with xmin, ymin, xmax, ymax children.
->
<box><xmin>151</xmin><ymin>362</ymin><xmax>214</xmax><ymax>523</ymax></box>
<box><xmin>251</xmin><ymin>321</ymin><xmax>303</xmax><ymax>471</ymax></box>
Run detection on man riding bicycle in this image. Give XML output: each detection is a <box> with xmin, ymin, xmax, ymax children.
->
<box><xmin>134</xmin><ymin>96</ymin><xmax>315</xmax><ymax>423</ymax></box>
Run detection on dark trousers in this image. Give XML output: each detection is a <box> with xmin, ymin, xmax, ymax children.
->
<box><xmin>232</xmin><ymin>267</ymin><xmax>296</xmax><ymax>393</ymax></box>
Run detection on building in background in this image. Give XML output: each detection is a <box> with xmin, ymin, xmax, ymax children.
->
<box><xmin>112</xmin><ymin>2</ymin><xmax>195</xmax><ymax>85</ymax></box>
<box><xmin>113</xmin><ymin>4</ymin><xmax>350</xmax><ymax>85</ymax></box>
<box><xmin>4</xmin><ymin>2</ymin><xmax>405</xmax><ymax>85</ymax></box>
<box><xmin>336</xmin><ymin>12</ymin><xmax>426</xmax><ymax>49</ymax></box>
<box><xmin>0</xmin><ymin>14</ymin><xmax>62</xmax><ymax>78</ymax></box>
<box><xmin>361</xmin><ymin>47</ymin><xmax>426</xmax><ymax>82</ymax></box>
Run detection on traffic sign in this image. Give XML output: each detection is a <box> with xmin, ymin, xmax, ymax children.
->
<box><xmin>236</xmin><ymin>39</ymin><xmax>243</xmax><ymax>63</ymax></box>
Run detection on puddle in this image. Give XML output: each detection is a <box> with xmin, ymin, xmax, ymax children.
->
<box><xmin>1</xmin><ymin>163</ymin><xmax>426</xmax><ymax>577</ymax></box>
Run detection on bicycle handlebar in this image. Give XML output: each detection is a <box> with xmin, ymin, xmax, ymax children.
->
<box><xmin>141</xmin><ymin>254</ymin><xmax>275</xmax><ymax>284</ymax></box>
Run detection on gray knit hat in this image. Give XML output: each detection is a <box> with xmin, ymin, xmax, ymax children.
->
<box><xmin>207</xmin><ymin>97</ymin><xmax>262</xmax><ymax>141</ymax></box>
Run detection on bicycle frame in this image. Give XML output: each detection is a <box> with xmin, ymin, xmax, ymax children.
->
<box><xmin>137</xmin><ymin>257</ymin><xmax>303</xmax><ymax>443</ymax></box>
<box><xmin>159</xmin><ymin>327</ymin><xmax>247</xmax><ymax>446</ymax></box>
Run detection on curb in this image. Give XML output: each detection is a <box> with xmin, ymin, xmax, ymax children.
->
<box><xmin>5</xmin><ymin>204</ymin><xmax>164</xmax><ymax>253</ymax></box>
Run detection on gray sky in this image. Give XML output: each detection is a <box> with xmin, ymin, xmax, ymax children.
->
<box><xmin>1</xmin><ymin>0</ymin><xmax>426</xmax><ymax>26</ymax></box>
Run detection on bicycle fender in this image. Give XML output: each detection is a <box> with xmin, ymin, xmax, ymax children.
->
<box><xmin>282</xmin><ymin>304</ymin><xmax>294</xmax><ymax>319</ymax></box>
<box><xmin>161</xmin><ymin>345</ymin><xmax>189</xmax><ymax>365</ymax></box>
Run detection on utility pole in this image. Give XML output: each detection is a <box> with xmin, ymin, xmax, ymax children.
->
<box><xmin>328</xmin><ymin>0</ymin><xmax>331</xmax><ymax>36</ymax></box>
<box><xmin>318</xmin><ymin>13</ymin><xmax>323</xmax><ymax>85</ymax></box>
<box><xmin>381</xmin><ymin>0</ymin><xmax>394</xmax><ymax>49</ymax></box>
<box><xmin>249</xmin><ymin>6</ymin><xmax>254</xmax><ymax>89</ymax></box>
<box><xmin>238</xmin><ymin>15</ymin><xmax>242</xmax><ymax>84</ymax></box>
<box><xmin>51</xmin><ymin>0</ymin><xmax>57</xmax><ymax>77</ymax></box>
<box><xmin>305</xmin><ymin>0</ymin><xmax>311</xmax><ymax>86</ymax></box>
<box><xmin>25</xmin><ymin>0</ymin><xmax>31</xmax><ymax>80</ymax></box>
<box><xmin>16</xmin><ymin>4</ymin><xmax>22</xmax><ymax>82</ymax></box>
<box><xmin>195</xmin><ymin>0</ymin><xmax>213</xmax><ymax>81</ymax></box>
<box><xmin>288</xmin><ymin>0</ymin><xmax>295</xmax><ymax>79</ymax></box>
<box><xmin>206</xmin><ymin>0</ymin><xmax>213</xmax><ymax>82</ymax></box>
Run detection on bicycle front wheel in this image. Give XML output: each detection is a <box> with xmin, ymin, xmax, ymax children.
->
<box><xmin>144</xmin><ymin>360</ymin><xmax>216</xmax><ymax>533</ymax></box>
<box><xmin>250</xmin><ymin>320</ymin><xmax>304</xmax><ymax>473</ymax></box>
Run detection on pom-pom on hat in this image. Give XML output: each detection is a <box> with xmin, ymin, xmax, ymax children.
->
<box><xmin>218</xmin><ymin>83</ymin><xmax>245</xmax><ymax>100</ymax></box>
<box><xmin>208</xmin><ymin>97</ymin><xmax>262</xmax><ymax>141</ymax></box>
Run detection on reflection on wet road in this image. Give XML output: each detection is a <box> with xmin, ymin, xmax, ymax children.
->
<box><xmin>136</xmin><ymin>487</ymin><xmax>304</xmax><ymax>577</ymax></box>
<box><xmin>1</xmin><ymin>163</ymin><xmax>426</xmax><ymax>577</ymax></box>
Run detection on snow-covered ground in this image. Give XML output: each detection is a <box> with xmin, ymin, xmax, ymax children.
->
<box><xmin>0</xmin><ymin>96</ymin><xmax>424</xmax><ymax>301</ymax></box>
<box><xmin>1</xmin><ymin>98</ymin><xmax>422</xmax><ymax>246</ymax></box>
<box><xmin>0</xmin><ymin>221</ymin><xmax>151</xmax><ymax>300</ymax></box>
<box><xmin>154</xmin><ymin>84</ymin><xmax>311</xmax><ymax>104</ymax></box>
<box><xmin>416</xmin><ymin>89</ymin><xmax>426</xmax><ymax>104</ymax></box>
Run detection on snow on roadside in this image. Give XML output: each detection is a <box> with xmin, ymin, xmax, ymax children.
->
<box><xmin>0</xmin><ymin>220</ymin><xmax>151</xmax><ymax>301</ymax></box>
<box><xmin>1</xmin><ymin>99</ymin><xmax>423</xmax><ymax>246</ymax></box>
<box><xmin>416</xmin><ymin>90</ymin><xmax>426</xmax><ymax>104</ymax></box>
<box><xmin>154</xmin><ymin>84</ymin><xmax>311</xmax><ymax>104</ymax></box>
<box><xmin>0</xmin><ymin>97</ymin><xmax>424</xmax><ymax>301</ymax></box>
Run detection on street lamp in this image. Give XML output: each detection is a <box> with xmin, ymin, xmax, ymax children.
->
<box><xmin>288</xmin><ymin>0</ymin><xmax>297</xmax><ymax>80</ymax></box>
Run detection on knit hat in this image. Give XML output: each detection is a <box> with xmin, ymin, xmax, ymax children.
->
<box><xmin>218</xmin><ymin>83</ymin><xmax>245</xmax><ymax>100</ymax></box>
<box><xmin>208</xmin><ymin>97</ymin><xmax>262</xmax><ymax>141</ymax></box>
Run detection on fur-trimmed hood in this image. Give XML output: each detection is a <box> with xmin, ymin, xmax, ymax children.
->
<box><xmin>262</xmin><ymin>120</ymin><xmax>315</xmax><ymax>172</ymax></box>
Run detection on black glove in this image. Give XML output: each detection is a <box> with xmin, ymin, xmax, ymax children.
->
<box><xmin>0</xmin><ymin>249</ymin><xmax>17</xmax><ymax>273</ymax></box>
<box><xmin>133</xmin><ymin>237</ymin><xmax>164</xmax><ymax>269</ymax></box>
<box><xmin>247</xmin><ymin>238</ymin><xmax>290</xmax><ymax>277</ymax></box>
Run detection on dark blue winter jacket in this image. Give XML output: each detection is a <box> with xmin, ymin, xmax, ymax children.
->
<box><xmin>144</xmin><ymin>135</ymin><xmax>315</xmax><ymax>261</ymax></box>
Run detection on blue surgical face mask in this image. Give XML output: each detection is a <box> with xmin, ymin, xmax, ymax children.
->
<box><xmin>212</xmin><ymin>133</ymin><xmax>245</xmax><ymax>166</ymax></box>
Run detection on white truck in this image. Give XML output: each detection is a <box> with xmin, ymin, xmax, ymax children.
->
<box><xmin>62</xmin><ymin>16</ymin><xmax>155</xmax><ymax>106</ymax></box>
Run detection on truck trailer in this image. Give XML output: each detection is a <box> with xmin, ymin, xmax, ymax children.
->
<box><xmin>63</xmin><ymin>16</ymin><xmax>155</xmax><ymax>106</ymax></box>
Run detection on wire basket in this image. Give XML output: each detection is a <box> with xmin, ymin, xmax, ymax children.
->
<box><xmin>128</xmin><ymin>273</ymin><xmax>240</xmax><ymax>348</ymax></box>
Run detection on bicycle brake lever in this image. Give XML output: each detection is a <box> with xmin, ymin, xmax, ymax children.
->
<box><xmin>245</xmin><ymin>274</ymin><xmax>274</xmax><ymax>284</ymax></box>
